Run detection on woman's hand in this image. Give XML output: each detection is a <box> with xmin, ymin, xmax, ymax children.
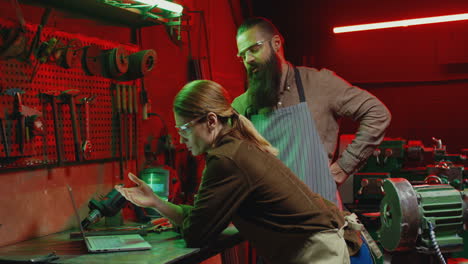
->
<box><xmin>116</xmin><ymin>172</ymin><xmax>184</xmax><ymax>225</ymax></box>
<box><xmin>115</xmin><ymin>172</ymin><xmax>158</xmax><ymax>208</ymax></box>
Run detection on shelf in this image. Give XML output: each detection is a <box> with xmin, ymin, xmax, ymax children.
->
<box><xmin>21</xmin><ymin>0</ymin><xmax>169</xmax><ymax>27</ymax></box>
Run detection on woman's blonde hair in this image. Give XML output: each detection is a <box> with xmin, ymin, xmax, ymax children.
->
<box><xmin>173</xmin><ymin>80</ymin><xmax>278</xmax><ymax>156</ymax></box>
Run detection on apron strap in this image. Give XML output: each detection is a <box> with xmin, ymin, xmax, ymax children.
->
<box><xmin>293</xmin><ymin>67</ymin><xmax>306</xmax><ymax>103</ymax></box>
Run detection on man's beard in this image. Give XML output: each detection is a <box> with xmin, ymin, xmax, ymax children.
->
<box><xmin>247</xmin><ymin>51</ymin><xmax>281</xmax><ymax>113</ymax></box>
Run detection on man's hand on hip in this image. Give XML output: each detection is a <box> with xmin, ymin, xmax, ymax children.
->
<box><xmin>330</xmin><ymin>162</ymin><xmax>349</xmax><ymax>187</ymax></box>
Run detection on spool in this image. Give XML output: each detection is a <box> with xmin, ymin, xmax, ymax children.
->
<box><xmin>102</xmin><ymin>46</ymin><xmax>129</xmax><ymax>79</ymax></box>
<box><xmin>118</xmin><ymin>49</ymin><xmax>157</xmax><ymax>81</ymax></box>
<box><xmin>81</xmin><ymin>45</ymin><xmax>102</xmax><ymax>76</ymax></box>
<box><xmin>129</xmin><ymin>49</ymin><xmax>157</xmax><ymax>77</ymax></box>
<box><xmin>59</xmin><ymin>39</ymin><xmax>82</xmax><ymax>69</ymax></box>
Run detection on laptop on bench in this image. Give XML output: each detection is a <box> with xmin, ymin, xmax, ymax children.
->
<box><xmin>66</xmin><ymin>184</ymin><xmax>152</xmax><ymax>253</ymax></box>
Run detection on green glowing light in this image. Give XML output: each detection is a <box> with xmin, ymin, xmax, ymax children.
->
<box><xmin>136</xmin><ymin>0</ymin><xmax>183</xmax><ymax>14</ymax></box>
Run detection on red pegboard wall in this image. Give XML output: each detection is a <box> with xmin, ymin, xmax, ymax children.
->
<box><xmin>0</xmin><ymin>18</ymin><xmax>141</xmax><ymax>169</ymax></box>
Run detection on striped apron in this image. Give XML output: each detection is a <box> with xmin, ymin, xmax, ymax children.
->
<box><xmin>248</xmin><ymin>68</ymin><xmax>338</xmax><ymax>205</ymax></box>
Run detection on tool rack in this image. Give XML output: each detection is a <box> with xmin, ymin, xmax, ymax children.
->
<box><xmin>0</xmin><ymin>17</ymin><xmax>141</xmax><ymax>170</ymax></box>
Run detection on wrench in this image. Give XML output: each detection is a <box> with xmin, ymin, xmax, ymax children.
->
<box><xmin>41</xmin><ymin>91</ymin><xmax>64</xmax><ymax>165</ymax></box>
<box><xmin>61</xmin><ymin>89</ymin><xmax>82</xmax><ymax>162</ymax></box>
<box><xmin>81</xmin><ymin>95</ymin><xmax>96</xmax><ymax>160</ymax></box>
<box><xmin>0</xmin><ymin>117</ymin><xmax>9</xmax><ymax>158</ymax></box>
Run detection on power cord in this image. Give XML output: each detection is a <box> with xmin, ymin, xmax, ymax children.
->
<box><xmin>428</xmin><ymin>221</ymin><xmax>447</xmax><ymax>264</ymax></box>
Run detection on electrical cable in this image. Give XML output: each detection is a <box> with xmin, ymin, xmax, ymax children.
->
<box><xmin>147</xmin><ymin>112</ymin><xmax>168</xmax><ymax>135</ymax></box>
<box><xmin>147</xmin><ymin>112</ymin><xmax>174</xmax><ymax>168</ymax></box>
<box><xmin>185</xmin><ymin>9</ymin><xmax>199</xmax><ymax>80</ymax></box>
<box><xmin>186</xmin><ymin>9</ymin><xmax>213</xmax><ymax>80</ymax></box>
<box><xmin>227</xmin><ymin>0</ymin><xmax>239</xmax><ymax>28</ymax></box>
<box><xmin>134</xmin><ymin>26</ymin><xmax>146</xmax><ymax>174</ymax></box>
<box><xmin>199</xmin><ymin>11</ymin><xmax>213</xmax><ymax>80</ymax></box>
<box><xmin>428</xmin><ymin>221</ymin><xmax>447</xmax><ymax>264</ymax></box>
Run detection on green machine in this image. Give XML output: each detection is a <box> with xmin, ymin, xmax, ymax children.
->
<box><xmin>378</xmin><ymin>178</ymin><xmax>468</xmax><ymax>262</ymax></box>
<box><xmin>141</xmin><ymin>167</ymin><xmax>170</xmax><ymax>201</ymax></box>
<box><xmin>350</xmin><ymin>137</ymin><xmax>466</xmax><ymax>213</ymax></box>
<box><xmin>342</xmin><ymin>136</ymin><xmax>468</xmax><ymax>263</ymax></box>
<box><xmin>139</xmin><ymin>167</ymin><xmax>171</xmax><ymax>219</ymax></box>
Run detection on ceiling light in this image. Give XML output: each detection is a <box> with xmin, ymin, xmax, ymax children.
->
<box><xmin>136</xmin><ymin>0</ymin><xmax>183</xmax><ymax>14</ymax></box>
<box><xmin>334</xmin><ymin>13</ymin><xmax>468</xmax><ymax>33</ymax></box>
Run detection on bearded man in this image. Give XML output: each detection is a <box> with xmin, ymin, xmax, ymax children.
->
<box><xmin>233</xmin><ymin>17</ymin><xmax>391</xmax><ymax>205</ymax></box>
<box><xmin>232</xmin><ymin>18</ymin><xmax>391</xmax><ymax>263</ymax></box>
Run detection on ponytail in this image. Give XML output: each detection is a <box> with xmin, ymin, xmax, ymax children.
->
<box><xmin>174</xmin><ymin>80</ymin><xmax>278</xmax><ymax>156</ymax></box>
<box><xmin>228</xmin><ymin>110</ymin><xmax>278</xmax><ymax>156</ymax></box>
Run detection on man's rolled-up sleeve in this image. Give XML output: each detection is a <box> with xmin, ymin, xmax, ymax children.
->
<box><xmin>328</xmin><ymin>72</ymin><xmax>392</xmax><ymax>175</ymax></box>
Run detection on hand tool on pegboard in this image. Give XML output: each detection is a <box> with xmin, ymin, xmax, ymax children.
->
<box><xmin>121</xmin><ymin>84</ymin><xmax>129</xmax><ymax>168</ymax></box>
<box><xmin>0</xmin><ymin>106</ymin><xmax>10</xmax><ymax>158</ymax></box>
<box><xmin>61</xmin><ymin>89</ymin><xmax>83</xmax><ymax>162</ymax></box>
<box><xmin>24</xmin><ymin>7</ymin><xmax>52</xmax><ymax>62</ymax></box>
<box><xmin>131</xmin><ymin>85</ymin><xmax>138</xmax><ymax>161</ymax></box>
<box><xmin>82</xmin><ymin>45</ymin><xmax>103</xmax><ymax>76</ymax></box>
<box><xmin>0</xmin><ymin>0</ymin><xmax>27</xmax><ymax>61</ymax></box>
<box><xmin>0</xmin><ymin>89</ymin><xmax>26</xmax><ymax>158</ymax></box>
<box><xmin>30</xmin><ymin>37</ymin><xmax>59</xmax><ymax>82</ymax></box>
<box><xmin>102</xmin><ymin>46</ymin><xmax>129</xmax><ymax>79</ymax></box>
<box><xmin>22</xmin><ymin>115</ymin><xmax>44</xmax><ymax>159</ymax></box>
<box><xmin>80</xmin><ymin>95</ymin><xmax>96</xmax><ymax>160</ymax></box>
<box><xmin>11</xmin><ymin>90</ymin><xmax>25</xmax><ymax>154</ymax></box>
<box><xmin>115</xmin><ymin>84</ymin><xmax>124</xmax><ymax>179</ymax></box>
<box><xmin>4</xmin><ymin>88</ymin><xmax>43</xmax><ymax>156</ymax></box>
<box><xmin>40</xmin><ymin>91</ymin><xmax>64</xmax><ymax>165</ymax></box>
<box><xmin>127</xmin><ymin>84</ymin><xmax>133</xmax><ymax>162</ymax></box>
<box><xmin>21</xmin><ymin>105</ymin><xmax>43</xmax><ymax>155</ymax></box>
<box><xmin>140</xmin><ymin>79</ymin><xmax>150</xmax><ymax>120</ymax></box>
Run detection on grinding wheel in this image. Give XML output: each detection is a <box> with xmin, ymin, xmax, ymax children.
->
<box><xmin>378</xmin><ymin>178</ymin><xmax>421</xmax><ymax>251</ymax></box>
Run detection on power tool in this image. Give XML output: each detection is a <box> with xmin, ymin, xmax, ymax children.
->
<box><xmin>81</xmin><ymin>186</ymin><xmax>127</xmax><ymax>230</ymax></box>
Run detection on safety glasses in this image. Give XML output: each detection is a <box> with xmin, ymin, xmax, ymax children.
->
<box><xmin>175</xmin><ymin>115</ymin><xmax>206</xmax><ymax>137</ymax></box>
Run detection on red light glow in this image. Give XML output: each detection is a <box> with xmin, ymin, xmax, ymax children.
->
<box><xmin>333</xmin><ymin>13</ymin><xmax>468</xmax><ymax>33</ymax></box>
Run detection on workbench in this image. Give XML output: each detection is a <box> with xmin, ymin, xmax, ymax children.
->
<box><xmin>0</xmin><ymin>226</ymin><xmax>244</xmax><ymax>264</ymax></box>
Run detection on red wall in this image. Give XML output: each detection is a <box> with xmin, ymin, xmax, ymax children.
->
<box><xmin>318</xmin><ymin>0</ymin><xmax>468</xmax><ymax>152</ymax></box>
<box><xmin>0</xmin><ymin>0</ymin><xmax>137</xmax><ymax>246</ymax></box>
<box><xmin>252</xmin><ymin>0</ymin><xmax>468</xmax><ymax>153</ymax></box>
<box><xmin>0</xmin><ymin>0</ymin><xmax>244</xmax><ymax>247</ymax></box>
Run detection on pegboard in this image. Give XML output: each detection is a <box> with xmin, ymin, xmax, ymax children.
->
<box><xmin>0</xmin><ymin>18</ymin><xmax>142</xmax><ymax>169</ymax></box>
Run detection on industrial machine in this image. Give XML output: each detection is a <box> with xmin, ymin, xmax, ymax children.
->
<box><xmin>378</xmin><ymin>178</ymin><xmax>467</xmax><ymax>263</ymax></box>
<box><xmin>341</xmin><ymin>136</ymin><xmax>468</xmax><ymax>263</ymax></box>
<box><xmin>350</xmin><ymin>137</ymin><xmax>466</xmax><ymax>213</ymax></box>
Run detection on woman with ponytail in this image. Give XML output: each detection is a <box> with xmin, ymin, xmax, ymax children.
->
<box><xmin>117</xmin><ymin>80</ymin><xmax>351</xmax><ymax>264</ymax></box>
